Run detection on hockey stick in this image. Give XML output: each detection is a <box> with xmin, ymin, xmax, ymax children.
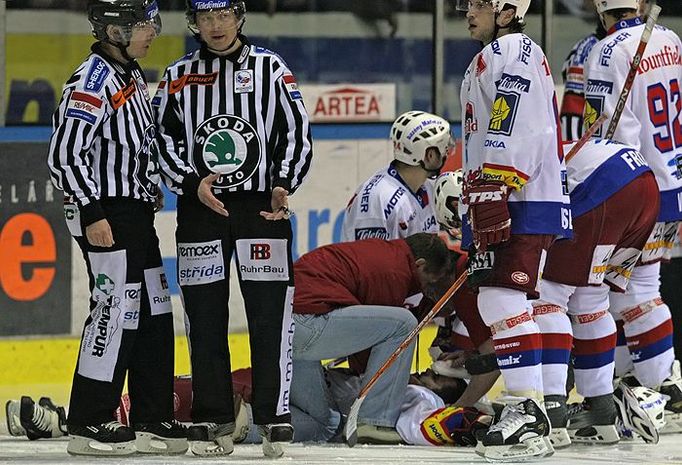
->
<box><xmin>565</xmin><ymin>112</ymin><xmax>608</xmax><ymax>163</ymax></box>
<box><xmin>344</xmin><ymin>271</ymin><xmax>467</xmax><ymax>447</ymax></box>
<box><xmin>605</xmin><ymin>4</ymin><xmax>661</xmax><ymax>139</ymax></box>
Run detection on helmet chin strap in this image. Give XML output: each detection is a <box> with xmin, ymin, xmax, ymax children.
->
<box><xmin>490</xmin><ymin>12</ymin><xmax>512</xmax><ymax>43</ymax></box>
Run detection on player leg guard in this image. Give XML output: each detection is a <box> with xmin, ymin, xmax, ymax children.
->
<box><xmin>610</xmin><ymin>262</ymin><xmax>674</xmax><ymax>388</ymax></box>
<box><xmin>568</xmin><ymin>285</ymin><xmax>617</xmax><ymax>398</ymax></box>
<box><xmin>478</xmin><ymin>287</ymin><xmax>543</xmax><ymax>398</ymax></box>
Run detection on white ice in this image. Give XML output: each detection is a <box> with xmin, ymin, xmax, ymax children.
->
<box><xmin>2</xmin><ymin>435</ymin><xmax>682</xmax><ymax>465</ymax></box>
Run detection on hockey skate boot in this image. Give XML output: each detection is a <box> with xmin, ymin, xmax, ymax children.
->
<box><xmin>258</xmin><ymin>423</ymin><xmax>294</xmax><ymax>458</ymax></box>
<box><xmin>476</xmin><ymin>397</ymin><xmax>553</xmax><ymax>462</ymax></box>
<box><xmin>66</xmin><ymin>421</ymin><xmax>136</xmax><ymax>456</ymax></box>
<box><xmin>134</xmin><ymin>420</ymin><xmax>188</xmax><ymax>455</ymax></box>
<box><xmin>187</xmin><ymin>422</ymin><xmax>235</xmax><ymax>456</ymax></box>
<box><xmin>567</xmin><ymin>394</ymin><xmax>619</xmax><ymax>444</ymax></box>
<box><xmin>544</xmin><ymin>395</ymin><xmax>570</xmax><ymax>449</ymax></box>
<box><xmin>659</xmin><ymin>359</ymin><xmax>682</xmax><ymax>434</ymax></box>
<box><xmin>19</xmin><ymin>396</ymin><xmax>67</xmax><ymax>440</ymax></box>
<box><xmin>613</xmin><ymin>381</ymin><xmax>664</xmax><ymax>444</ymax></box>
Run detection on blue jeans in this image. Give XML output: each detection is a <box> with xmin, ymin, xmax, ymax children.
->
<box><xmin>290</xmin><ymin>305</ymin><xmax>417</xmax><ymax>439</ymax></box>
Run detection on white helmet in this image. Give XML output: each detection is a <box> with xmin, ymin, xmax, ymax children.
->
<box><xmin>593</xmin><ymin>0</ymin><xmax>638</xmax><ymax>14</ymax></box>
<box><xmin>391</xmin><ymin>111</ymin><xmax>452</xmax><ymax>166</ymax></box>
<box><xmin>494</xmin><ymin>0</ymin><xmax>531</xmax><ymax>20</ymax></box>
<box><xmin>457</xmin><ymin>0</ymin><xmax>531</xmax><ymax>21</ymax></box>
<box><xmin>434</xmin><ymin>170</ymin><xmax>464</xmax><ymax>229</ymax></box>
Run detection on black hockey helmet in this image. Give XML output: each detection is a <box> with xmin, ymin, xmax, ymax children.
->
<box><xmin>88</xmin><ymin>0</ymin><xmax>162</xmax><ymax>43</ymax></box>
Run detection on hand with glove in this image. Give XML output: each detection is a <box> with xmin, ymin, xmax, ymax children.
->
<box><xmin>466</xmin><ymin>180</ymin><xmax>511</xmax><ymax>251</ymax></box>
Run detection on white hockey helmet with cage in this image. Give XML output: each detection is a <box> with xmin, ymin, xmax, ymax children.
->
<box><xmin>434</xmin><ymin>170</ymin><xmax>464</xmax><ymax>229</ymax></box>
<box><xmin>593</xmin><ymin>0</ymin><xmax>638</xmax><ymax>14</ymax></box>
<box><xmin>390</xmin><ymin>111</ymin><xmax>452</xmax><ymax>166</ymax></box>
<box><xmin>456</xmin><ymin>0</ymin><xmax>531</xmax><ymax>21</ymax></box>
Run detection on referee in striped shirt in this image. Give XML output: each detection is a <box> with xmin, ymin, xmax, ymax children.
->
<box><xmin>47</xmin><ymin>0</ymin><xmax>186</xmax><ymax>455</ymax></box>
<box><xmin>154</xmin><ymin>0</ymin><xmax>313</xmax><ymax>457</ymax></box>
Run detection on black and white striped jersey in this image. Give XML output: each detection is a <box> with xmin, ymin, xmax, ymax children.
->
<box><xmin>47</xmin><ymin>43</ymin><xmax>159</xmax><ymax>226</ymax></box>
<box><xmin>154</xmin><ymin>37</ymin><xmax>313</xmax><ymax>196</ymax></box>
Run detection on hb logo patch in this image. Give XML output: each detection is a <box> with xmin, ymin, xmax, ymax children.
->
<box><xmin>250</xmin><ymin>243</ymin><xmax>271</xmax><ymax>260</ymax></box>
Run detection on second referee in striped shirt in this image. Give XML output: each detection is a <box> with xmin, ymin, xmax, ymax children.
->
<box><xmin>153</xmin><ymin>0</ymin><xmax>313</xmax><ymax>457</ymax></box>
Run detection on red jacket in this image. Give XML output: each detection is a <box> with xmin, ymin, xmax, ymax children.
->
<box><xmin>293</xmin><ymin>239</ymin><xmax>421</xmax><ymax>315</ymax></box>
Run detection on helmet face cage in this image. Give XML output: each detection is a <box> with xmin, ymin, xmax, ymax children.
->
<box><xmin>390</xmin><ymin>111</ymin><xmax>452</xmax><ymax>167</ymax></box>
<box><xmin>434</xmin><ymin>170</ymin><xmax>464</xmax><ymax>229</ymax></box>
<box><xmin>186</xmin><ymin>0</ymin><xmax>246</xmax><ymax>35</ymax></box>
<box><xmin>88</xmin><ymin>0</ymin><xmax>161</xmax><ymax>42</ymax></box>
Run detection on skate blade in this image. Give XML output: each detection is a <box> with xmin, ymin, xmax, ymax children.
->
<box><xmin>549</xmin><ymin>428</ymin><xmax>571</xmax><ymax>449</ymax></box>
<box><xmin>480</xmin><ymin>436</ymin><xmax>554</xmax><ymax>462</ymax></box>
<box><xmin>135</xmin><ymin>432</ymin><xmax>188</xmax><ymax>455</ymax></box>
<box><xmin>189</xmin><ymin>438</ymin><xmax>234</xmax><ymax>457</ymax></box>
<box><xmin>5</xmin><ymin>400</ymin><xmax>26</xmax><ymax>437</ymax></box>
<box><xmin>67</xmin><ymin>436</ymin><xmax>136</xmax><ymax>456</ymax></box>
<box><xmin>569</xmin><ymin>424</ymin><xmax>620</xmax><ymax>444</ymax></box>
<box><xmin>262</xmin><ymin>438</ymin><xmax>285</xmax><ymax>458</ymax></box>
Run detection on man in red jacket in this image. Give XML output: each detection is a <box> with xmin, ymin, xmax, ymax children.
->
<box><xmin>290</xmin><ymin>233</ymin><xmax>453</xmax><ymax>444</ymax></box>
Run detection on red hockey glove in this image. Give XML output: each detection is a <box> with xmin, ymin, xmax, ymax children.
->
<box><xmin>466</xmin><ymin>181</ymin><xmax>511</xmax><ymax>251</ymax></box>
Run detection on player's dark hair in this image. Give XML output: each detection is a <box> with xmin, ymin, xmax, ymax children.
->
<box><xmin>405</xmin><ymin>233</ymin><xmax>451</xmax><ymax>276</ymax></box>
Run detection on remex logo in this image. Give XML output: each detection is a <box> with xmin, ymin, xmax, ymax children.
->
<box><xmin>250</xmin><ymin>243</ymin><xmax>271</xmax><ymax>260</ymax></box>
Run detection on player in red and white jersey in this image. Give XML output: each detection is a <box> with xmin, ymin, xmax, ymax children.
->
<box><xmin>536</xmin><ymin>139</ymin><xmax>659</xmax><ymax>446</ymax></box>
<box><xmin>456</xmin><ymin>0</ymin><xmax>571</xmax><ymax>460</ymax></box>
<box><xmin>583</xmin><ymin>0</ymin><xmax>682</xmax><ymax>428</ymax></box>
<box><xmin>341</xmin><ymin>111</ymin><xmax>451</xmax><ymax>242</ymax></box>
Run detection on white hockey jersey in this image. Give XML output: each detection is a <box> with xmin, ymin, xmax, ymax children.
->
<box><xmin>460</xmin><ymin>33</ymin><xmax>572</xmax><ymax>247</ymax></box>
<box><xmin>565</xmin><ymin>139</ymin><xmax>651</xmax><ymax>217</ymax></box>
<box><xmin>396</xmin><ymin>385</ymin><xmax>446</xmax><ymax>446</ymax></box>
<box><xmin>583</xmin><ymin>18</ymin><xmax>682</xmax><ymax>222</ymax></box>
<box><xmin>341</xmin><ymin>163</ymin><xmax>438</xmax><ymax>242</ymax></box>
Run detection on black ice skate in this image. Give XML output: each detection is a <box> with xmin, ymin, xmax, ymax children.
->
<box><xmin>545</xmin><ymin>394</ymin><xmax>570</xmax><ymax>449</ymax></box>
<box><xmin>258</xmin><ymin>423</ymin><xmax>294</xmax><ymax>458</ymax></box>
<box><xmin>659</xmin><ymin>359</ymin><xmax>682</xmax><ymax>433</ymax></box>
<box><xmin>187</xmin><ymin>422</ymin><xmax>235</xmax><ymax>456</ymax></box>
<box><xmin>19</xmin><ymin>396</ymin><xmax>67</xmax><ymax>440</ymax></box>
<box><xmin>567</xmin><ymin>394</ymin><xmax>619</xmax><ymax>444</ymax></box>
<box><xmin>133</xmin><ymin>420</ymin><xmax>188</xmax><ymax>455</ymax></box>
<box><xmin>66</xmin><ymin>421</ymin><xmax>136</xmax><ymax>456</ymax></box>
<box><xmin>476</xmin><ymin>398</ymin><xmax>553</xmax><ymax>462</ymax></box>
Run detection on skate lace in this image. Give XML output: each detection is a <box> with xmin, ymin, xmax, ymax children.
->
<box><xmin>567</xmin><ymin>402</ymin><xmax>585</xmax><ymax>418</ymax></box>
<box><xmin>489</xmin><ymin>404</ymin><xmax>529</xmax><ymax>435</ymax></box>
<box><xmin>32</xmin><ymin>406</ymin><xmax>51</xmax><ymax>432</ymax></box>
<box><xmin>102</xmin><ymin>421</ymin><xmax>125</xmax><ymax>432</ymax></box>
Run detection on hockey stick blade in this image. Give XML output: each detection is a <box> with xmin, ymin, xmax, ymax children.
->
<box><xmin>565</xmin><ymin>113</ymin><xmax>608</xmax><ymax>163</ymax></box>
<box><xmin>344</xmin><ymin>271</ymin><xmax>468</xmax><ymax>447</ymax></box>
<box><xmin>605</xmin><ymin>4</ymin><xmax>661</xmax><ymax>139</ymax></box>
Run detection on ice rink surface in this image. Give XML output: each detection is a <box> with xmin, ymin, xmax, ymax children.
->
<box><xmin>2</xmin><ymin>436</ymin><xmax>682</xmax><ymax>465</ymax></box>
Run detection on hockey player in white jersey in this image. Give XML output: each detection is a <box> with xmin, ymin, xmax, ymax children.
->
<box><xmin>583</xmin><ymin>0</ymin><xmax>682</xmax><ymax>431</ymax></box>
<box><xmin>341</xmin><ymin>111</ymin><xmax>451</xmax><ymax>242</ymax></box>
<box><xmin>456</xmin><ymin>0</ymin><xmax>571</xmax><ymax>460</ymax></box>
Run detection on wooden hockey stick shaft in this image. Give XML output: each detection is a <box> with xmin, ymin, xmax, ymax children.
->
<box><xmin>565</xmin><ymin>112</ymin><xmax>608</xmax><ymax>163</ymax></box>
<box><xmin>345</xmin><ymin>271</ymin><xmax>467</xmax><ymax>447</ymax></box>
<box><xmin>605</xmin><ymin>5</ymin><xmax>661</xmax><ymax>139</ymax></box>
